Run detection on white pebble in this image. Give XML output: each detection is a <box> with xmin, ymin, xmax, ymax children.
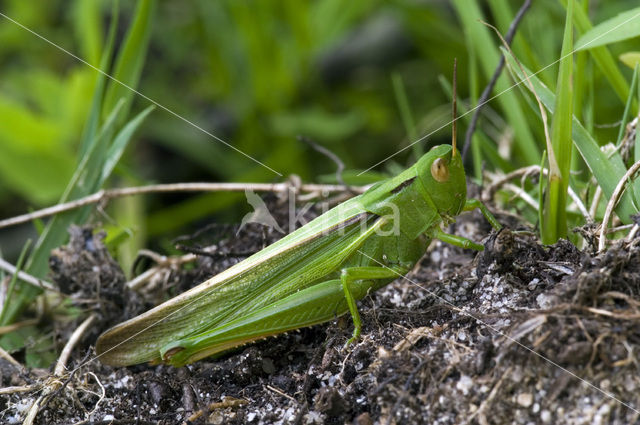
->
<box><xmin>536</xmin><ymin>294</ymin><xmax>554</xmax><ymax>309</ymax></box>
<box><xmin>516</xmin><ymin>393</ymin><xmax>533</xmax><ymax>408</ymax></box>
<box><xmin>540</xmin><ymin>410</ymin><xmax>551</xmax><ymax>423</ymax></box>
<box><xmin>456</xmin><ymin>375</ymin><xmax>473</xmax><ymax>395</ymax></box>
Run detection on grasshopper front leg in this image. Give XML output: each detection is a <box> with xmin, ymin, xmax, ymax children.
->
<box><xmin>435</xmin><ymin>229</ymin><xmax>484</xmax><ymax>251</ymax></box>
<box><xmin>463</xmin><ymin>198</ymin><xmax>502</xmax><ymax>230</ymax></box>
<box><xmin>435</xmin><ymin>199</ymin><xmax>501</xmax><ymax>251</ymax></box>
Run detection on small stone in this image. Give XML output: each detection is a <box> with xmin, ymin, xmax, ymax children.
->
<box><xmin>536</xmin><ymin>293</ymin><xmax>555</xmax><ymax>309</ymax></box>
<box><xmin>540</xmin><ymin>410</ymin><xmax>551</xmax><ymax>423</ymax></box>
<box><xmin>378</xmin><ymin>346</ymin><xmax>391</xmax><ymax>359</ymax></box>
<box><xmin>208</xmin><ymin>412</ymin><xmax>224</xmax><ymax>425</ymax></box>
<box><xmin>431</xmin><ymin>251</ymin><xmax>442</xmax><ymax>263</ymax></box>
<box><xmin>456</xmin><ymin>375</ymin><xmax>473</xmax><ymax>395</ymax></box>
<box><xmin>624</xmin><ymin>374</ymin><xmax>637</xmax><ymax>392</ymax></box>
<box><xmin>516</xmin><ymin>393</ymin><xmax>533</xmax><ymax>408</ymax></box>
<box><xmin>594</xmin><ymin>403</ymin><xmax>611</xmax><ymax>425</ymax></box>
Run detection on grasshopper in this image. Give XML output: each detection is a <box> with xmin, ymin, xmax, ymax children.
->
<box><xmin>96</xmin><ymin>65</ymin><xmax>501</xmax><ymax>366</ymax></box>
<box><xmin>96</xmin><ymin>143</ymin><xmax>500</xmax><ymax>367</ymax></box>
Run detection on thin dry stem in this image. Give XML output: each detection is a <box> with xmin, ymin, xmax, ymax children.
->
<box><xmin>0</xmin><ymin>344</ymin><xmax>25</xmax><ymax>369</ymax></box>
<box><xmin>266</xmin><ymin>385</ymin><xmax>298</xmax><ymax>403</ymax></box>
<box><xmin>0</xmin><ymin>384</ymin><xmax>38</xmax><ymax>395</ymax></box>
<box><xmin>464</xmin><ymin>366</ymin><xmax>513</xmax><ymax>425</ymax></box>
<box><xmin>182</xmin><ymin>397</ymin><xmax>248</xmax><ymax>424</ymax></box>
<box><xmin>0</xmin><ymin>318</ymin><xmax>39</xmax><ymax>336</ymax></box>
<box><xmin>589</xmin><ymin>186</ymin><xmax>603</xmax><ymax>219</ymax></box>
<box><xmin>485</xmin><ymin>166</ymin><xmax>591</xmax><ymax>222</ymax></box>
<box><xmin>598</xmin><ymin>159</ymin><xmax>640</xmax><ymax>252</ymax></box>
<box><xmin>0</xmin><ymin>182</ymin><xmax>367</xmax><ymax>230</ymax></box>
<box><xmin>55</xmin><ymin>314</ymin><xmax>96</xmax><ymax>376</ymax></box>
<box><xmin>85</xmin><ymin>371</ymin><xmax>105</xmax><ymax>417</ymax></box>
<box><xmin>504</xmin><ymin>183</ymin><xmax>539</xmax><ymax>210</ymax></box>
<box><xmin>0</xmin><ymin>257</ymin><xmax>58</xmax><ymax>292</ymax></box>
<box><xmin>462</xmin><ymin>0</ymin><xmax>532</xmax><ymax>160</ymax></box>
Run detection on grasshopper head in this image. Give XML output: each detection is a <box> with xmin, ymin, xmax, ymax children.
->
<box><xmin>416</xmin><ymin>144</ymin><xmax>467</xmax><ymax>218</ymax></box>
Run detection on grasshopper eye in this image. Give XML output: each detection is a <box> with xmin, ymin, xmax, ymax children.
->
<box><xmin>430</xmin><ymin>158</ymin><xmax>449</xmax><ymax>182</ymax></box>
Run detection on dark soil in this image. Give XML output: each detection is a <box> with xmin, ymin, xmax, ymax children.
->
<box><xmin>3</xmin><ymin>195</ymin><xmax>640</xmax><ymax>424</ymax></box>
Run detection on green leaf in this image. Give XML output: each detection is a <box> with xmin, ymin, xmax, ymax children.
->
<box><xmin>575</xmin><ymin>7</ymin><xmax>640</xmax><ymax>51</ymax></box>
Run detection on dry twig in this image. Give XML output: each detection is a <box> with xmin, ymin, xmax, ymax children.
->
<box><xmin>181</xmin><ymin>397</ymin><xmax>248</xmax><ymax>424</ymax></box>
<box><xmin>0</xmin><ymin>182</ymin><xmax>367</xmax><ymax>230</ymax></box>
<box><xmin>0</xmin><ymin>257</ymin><xmax>58</xmax><ymax>292</ymax></box>
<box><xmin>599</xmin><ymin>159</ymin><xmax>640</xmax><ymax>251</ymax></box>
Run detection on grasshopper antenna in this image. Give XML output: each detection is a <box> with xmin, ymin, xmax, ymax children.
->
<box><xmin>452</xmin><ymin>58</ymin><xmax>458</xmax><ymax>156</ymax></box>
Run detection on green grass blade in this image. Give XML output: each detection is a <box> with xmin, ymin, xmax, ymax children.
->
<box><xmin>72</xmin><ymin>0</ymin><xmax>104</xmax><ymax>66</ymax></box>
<box><xmin>102</xmin><ymin>0</ymin><xmax>155</xmax><ymax>126</ymax></box>
<box><xmin>78</xmin><ymin>0</ymin><xmax>119</xmax><ymax>160</ymax></box>
<box><xmin>542</xmin><ymin>0</ymin><xmax>573</xmax><ymax>244</ymax></box>
<box><xmin>0</xmin><ymin>241</ymin><xmax>31</xmax><ymax>325</ymax></box>
<box><xmin>574</xmin><ymin>6</ymin><xmax>640</xmax><ymax>51</ymax></box>
<box><xmin>0</xmin><ymin>100</ymin><xmax>124</xmax><ymax>325</ymax></box>
<box><xmin>101</xmin><ymin>105</ymin><xmax>155</xmax><ymax>182</ymax></box>
<box><xmin>538</xmin><ymin>150</ymin><xmax>547</xmax><ymax>232</ymax></box>
<box><xmin>467</xmin><ymin>37</ymin><xmax>483</xmax><ymax>180</ymax></box>
<box><xmin>617</xmin><ymin>65</ymin><xmax>639</xmax><ymax>146</ymax></box>
<box><xmin>636</xmin><ymin>64</ymin><xmax>640</xmax><ymax>164</ymax></box>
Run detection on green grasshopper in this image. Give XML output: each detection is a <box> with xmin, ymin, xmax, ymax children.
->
<box><xmin>96</xmin><ymin>132</ymin><xmax>501</xmax><ymax>367</ymax></box>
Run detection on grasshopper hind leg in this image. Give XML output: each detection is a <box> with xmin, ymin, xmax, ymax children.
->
<box><xmin>340</xmin><ymin>265</ymin><xmax>409</xmax><ymax>346</ymax></box>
